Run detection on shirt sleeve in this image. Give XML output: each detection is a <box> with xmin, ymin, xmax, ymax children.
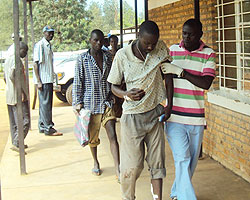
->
<box><xmin>202</xmin><ymin>50</ymin><xmax>216</xmax><ymax>77</ymax></box>
<box><xmin>72</xmin><ymin>55</ymin><xmax>84</xmax><ymax>106</ymax></box>
<box><xmin>107</xmin><ymin>52</ymin><xmax>124</xmax><ymax>85</ymax></box>
<box><xmin>33</xmin><ymin>42</ymin><xmax>44</xmax><ymax>64</ymax></box>
<box><xmin>156</xmin><ymin>40</ymin><xmax>172</xmax><ymax>62</ymax></box>
<box><xmin>9</xmin><ymin>56</ymin><xmax>16</xmax><ymax>82</ymax></box>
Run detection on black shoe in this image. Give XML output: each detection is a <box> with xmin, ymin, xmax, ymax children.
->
<box><xmin>39</xmin><ymin>129</ymin><xmax>44</xmax><ymax>133</ymax></box>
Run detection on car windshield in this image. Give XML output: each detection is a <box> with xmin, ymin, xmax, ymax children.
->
<box><xmin>54</xmin><ymin>54</ymin><xmax>78</xmax><ymax>65</ymax></box>
<box><xmin>58</xmin><ymin>54</ymin><xmax>78</xmax><ymax>65</ymax></box>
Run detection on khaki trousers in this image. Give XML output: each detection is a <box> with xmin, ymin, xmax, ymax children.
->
<box><xmin>120</xmin><ymin>104</ymin><xmax>166</xmax><ymax>200</ymax></box>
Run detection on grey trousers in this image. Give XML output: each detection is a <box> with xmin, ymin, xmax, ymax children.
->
<box><xmin>7</xmin><ymin>101</ymin><xmax>30</xmax><ymax>147</ymax></box>
<box><xmin>38</xmin><ymin>83</ymin><xmax>54</xmax><ymax>133</ymax></box>
<box><xmin>120</xmin><ymin>104</ymin><xmax>166</xmax><ymax>200</ymax></box>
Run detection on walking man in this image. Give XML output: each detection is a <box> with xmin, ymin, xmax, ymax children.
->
<box><xmin>162</xmin><ymin>19</ymin><xmax>216</xmax><ymax>200</ymax></box>
<box><xmin>33</xmin><ymin>25</ymin><xmax>62</xmax><ymax>136</ymax></box>
<box><xmin>108</xmin><ymin>35</ymin><xmax>119</xmax><ymax>60</ymax></box>
<box><xmin>107</xmin><ymin>20</ymin><xmax>173</xmax><ymax>200</ymax></box>
<box><xmin>4</xmin><ymin>41</ymin><xmax>30</xmax><ymax>152</ymax></box>
<box><xmin>72</xmin><ymin>29</ymin><xmax>120</xmax><ymax>178</ymax></box>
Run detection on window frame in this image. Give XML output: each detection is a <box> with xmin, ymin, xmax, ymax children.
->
<box><xmin>215</xmin><ymin>0</ymin><xmax>250</xmax><ymax>96</ymax></box>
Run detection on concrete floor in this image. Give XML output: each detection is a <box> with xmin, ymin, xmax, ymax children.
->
<box><xmin>0</xmin><ymin>79</ymin><xmax>250</xmax><ymax>200</ymax></box>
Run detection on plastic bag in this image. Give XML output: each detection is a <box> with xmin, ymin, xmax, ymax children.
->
<box><xmin>74</xmin><ymin>109</ymin><xmax>91</xmax><ymax>147</ymax></box>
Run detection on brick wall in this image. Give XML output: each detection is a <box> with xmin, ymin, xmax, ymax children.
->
<box><xmin>149</xmin><ymin>0</ymin><xmax>217</xmax><ymax>49</ymax></box>
<box><xmin>149</xmin><ymin>0</ymin><xmax>250</xmax><ymax>182</ymax></box>
<box><xmin>204</xmin><ymin>101</ymin><xmax>250</xmax><ymax>182</ymax></box>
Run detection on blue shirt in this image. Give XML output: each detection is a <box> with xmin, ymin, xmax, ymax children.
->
<box><xmin>72</xmin><ymin>49</ymin><xmax>113</xmax><ymax>114</ymax></box>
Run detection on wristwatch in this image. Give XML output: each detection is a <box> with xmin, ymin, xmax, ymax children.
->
<box><xmin>179</xmin><ymin>70</ymin><xmax>185</xmax><ymax>78</ymax></box>
<box><xmin>124</xmin><ymin>95</ymin><xmax>133</xmax><ymax>101</ymax></box>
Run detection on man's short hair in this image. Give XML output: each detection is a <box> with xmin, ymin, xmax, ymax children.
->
<box><xmin>139</xmin><ymin>20</ymin><xmax>159</xmax><ymax>37</ymax></box>
<box><xmin>90</xmin><ymin>29</ymin><xmax>104</xmax><ymax>38</ymax></box>
<box><xmin>183</xmin><ymin>18</ymin><xmax>203</xmax><ymax>32</ymax></box>
<box><xmin>109</xmin><ymin>35</ymin><xmax>118</xmax><ymax>42</ymax></box>
<box><xmin>20</xmin><ymin>41</ymin><xmax>28</xmax><ymax>51</ymax></box>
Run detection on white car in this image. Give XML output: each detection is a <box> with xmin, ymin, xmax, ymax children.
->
<box><xmin>53</xmin><ymin>50</ymin><xmax>87</xmax><ymax>105</ymax></box>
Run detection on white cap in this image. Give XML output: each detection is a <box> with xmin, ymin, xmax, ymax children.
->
<box><xmin>11</xmin><ymin>32</ymin><xmax>23</xmax><ymax>40</ymax></box>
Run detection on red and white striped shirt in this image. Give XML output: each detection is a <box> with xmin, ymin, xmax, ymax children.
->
<box><xmin>167</xmin><ymin>40</ymin><xmax>216</xmax><ymax>125</ymax></box>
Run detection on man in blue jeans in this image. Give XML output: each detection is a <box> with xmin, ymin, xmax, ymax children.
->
<box><xmin>161</xmin><ymin>19</ymin><xmax>216</xmax><ymax>200</ymax></box>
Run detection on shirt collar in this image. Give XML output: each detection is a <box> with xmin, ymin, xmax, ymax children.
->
<box><xmin>87</xmin><ymin>49</ymin><xmax>109</xmax><ymax>72</ymax></box>
<box><xmin>42</xmin><ymin>37</ymin><xmax>51</xmax><ymax>47</ymax></box>
<box><xmin>87</xmin><ymin>49</ymin><xmax>108</xmax><ymax>60</ymax></box>
<box><xmin>125</xmin><ymin>40</ymin><xmax>153</xmax><ymax>63</ymax></box>
<box><xmin>179</xmin><ymin>40</ymin><xmax>205</xmax><ymax>52</ymax></box>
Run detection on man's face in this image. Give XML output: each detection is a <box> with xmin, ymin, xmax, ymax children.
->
<box><xmin>90</xmin><ymin>33</ymin><xmax>104</xmax><ymax>51</ymax></box>
<box><xmin>20</xmin><ymin>47</ymin><xmax>28</xmax><ymax>58</ymax></box>
<box><xmin>182</xmin><ymin>25</ymin><xmax>202</xmax><ymax>50</ymax></box>
<box><xmin>44</xmin><ymin>31</ymin><xmax>54</xmax><ymax>41</ymax></box>
<box><xmin>110</xmin><ymin>38</ymin><xmax>118</xmax><ymax>49</ymax></box>
<box><xmin>138</xmin><ymin>32</ymin><xmax>159</xmax><ymax>53</ymax></box>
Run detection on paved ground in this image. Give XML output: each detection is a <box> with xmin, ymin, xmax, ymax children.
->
<box><xmin>0</xmin><ymin>78</ymin><xmax>250</xmax><ymax>200</ymax></box>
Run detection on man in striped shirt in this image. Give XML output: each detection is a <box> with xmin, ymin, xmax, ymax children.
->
<box><xmin>162</xmin><ymin>19</ymin><xmax>216</xmax><ymax>200</ymax></box>
<box><xmin>33</xmin><ymin>25</ymin><xmax>62</xmax><ymax>136</ymax></box>
<box><xmin>72</xmin><ymin>29</ymin><xmax>120</xmax><ymax>178</ymax></box>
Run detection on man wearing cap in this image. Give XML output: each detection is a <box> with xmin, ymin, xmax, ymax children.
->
<box><xmin>33</xmin><ymin>25</ymin><xmax>62</xmax><ymax>136</ymax></box>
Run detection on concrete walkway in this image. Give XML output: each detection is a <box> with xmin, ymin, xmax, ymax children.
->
<box><xmin>1</xmin><ymin>105</ymin><xmax>250</xmax><ymax>200</ymax></box>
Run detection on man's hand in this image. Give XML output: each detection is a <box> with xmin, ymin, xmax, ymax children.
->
<box><xmin>37</xmin><ymin>81</ymin><xmax>43</xmax><ymax>91</ymax></box>
<box><xmin>161</xmin><ymin>63</ymin><xmax>183</xmax><ymax>76</ymax></box>
<box><xmin>160</xmin><ymin>105</ymin><xmax>172</xmax><ymax>122</ymax></box>
<box><xmin>22</xmin><ymin>92</ymin><xmax>28</xmax><ymax>102</ymax></box>
<box><xmin>73</xmin><ymin>104</ymin><xmax>83</xmax><ymax>115</ymax></box>
<box><xmin>126</xmin><ymin>88</ymin><xmax>145</xmax><ymax>101</ymax></box>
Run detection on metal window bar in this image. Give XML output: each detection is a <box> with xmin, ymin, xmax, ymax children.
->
<box><xmin>216</xmin><ymin>39</ymin><xmax>250</xmax><ymax>42</ymax></box>
<box><xmin>217</xmin><ymin>0</ymin><xmax>222</xmax><ymax>88</ymax></box>
<box><xmin>215</xmin><ymin>0</ymin><xmax>245</xmax><ymax>7</ymax></box>
<box><xmin>216</xmin><ymin>52</ymin><xmax>250</xmax><ymax>56</ymax></box>
<box><xmin>222</xmin><ymin>0</ymin><xmax>226</xmax><ymax>88</ymax></box>
<box><xmin>217</xmin><ymin>25</ymin><xmax>250</xmax><ymax>30</ymax></box>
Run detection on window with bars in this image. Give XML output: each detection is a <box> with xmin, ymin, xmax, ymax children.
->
<box><xmin>216</xmin><ymin>0</ymin><xmax>250</xmax><ymax>97</ymax></box>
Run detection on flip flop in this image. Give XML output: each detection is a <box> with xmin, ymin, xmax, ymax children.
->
<box><xmin>92</xmin><ymin>168</ymin><xmax>101</xmax><ymax>176</ymax></box>
<box><xmin>45</xmin><ymin>132</ymin><xmax>63</xmax><ymax>136</ymax></box>
<box><xmin>116</xmin><ymin>175</ymin><xmax>121</xmax><ymax>184</ymax></box>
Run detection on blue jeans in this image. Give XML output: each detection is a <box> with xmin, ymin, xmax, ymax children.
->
<box><xmin>165</xmin><ymin>122</ymin><xmax>204</xmax><ymax>200</ymax></box>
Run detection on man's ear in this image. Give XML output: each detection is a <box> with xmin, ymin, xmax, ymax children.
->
<box><xmin>200</xmin><ymin>31</ymin><xmax>203</xmax><ymax>39</ymax></box>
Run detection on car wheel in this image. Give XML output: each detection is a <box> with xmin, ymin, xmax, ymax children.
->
<box><xmin>55</xmin><ymin>92</ymin><xmax>67</xmax><ymax>102</ymax></box>
<box><xmin>66</xmin><ymin>83</ymin><xmax>73</xmax><ymax>105</ymax></box>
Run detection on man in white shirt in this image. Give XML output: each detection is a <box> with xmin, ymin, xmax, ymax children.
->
<box><xmin>108</xmin><ymin>20</ymin><xmax>173</xmax><ymax>200</ymax></box>
<box><xmin>4</xmin><ymin>42</ymin><xmax>30</xmax><ymax>153</ymax></box>
<box><xmin>33</xmin><ymin>25</ymin><xmax>62</xmax><ymax>136</ymax></box>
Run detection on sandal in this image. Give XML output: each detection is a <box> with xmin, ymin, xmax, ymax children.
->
<box><xmin>116</xmin><ymin>175</ymin><xmax>121</xmax><ymax>184</ymax></box>
<box><xmin>92</xmin><ymin>168</ymin><xmax>102</xmax><ymax>176</ymax></box>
